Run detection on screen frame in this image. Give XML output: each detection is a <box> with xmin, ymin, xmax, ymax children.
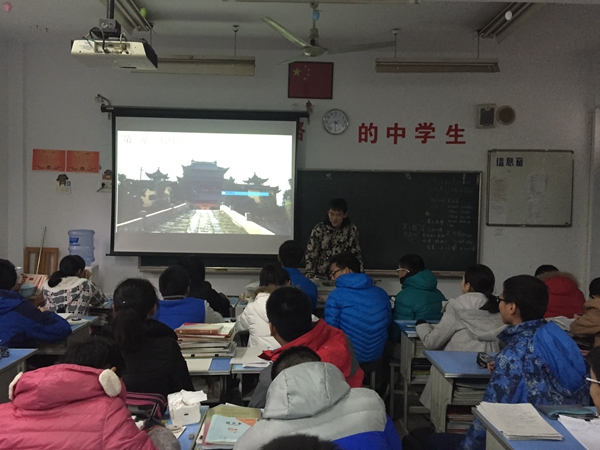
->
<box><xmin>107</xmin><ymin>106</ymin><xmax>308</xmax><ymax>266</ymax></box>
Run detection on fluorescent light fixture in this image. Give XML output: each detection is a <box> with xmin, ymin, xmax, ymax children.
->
<box><xmin>98</xmin><ymin>0</ymin><xmax>152</xmax><ymax>34</ymax></box>
<box><xmin>375</xmin><ymin>58</ymin><xmax>499</xmax><ymax>74</ymax></box>
<box><xmin>479</xmin><ymin>2</ymin><xmax>544</xmax><ymax>43</ymax></box>
<box><xmin>131</xmin><ymin>56</ymin><xmax>256</xmax><ymax>76</ymax></box>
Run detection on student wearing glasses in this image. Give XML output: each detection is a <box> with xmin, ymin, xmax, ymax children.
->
<box><xmin>392</xmin><ymin>254</ymin><xmax>444</xmax><ymax>322</ymax></box>
<box><xmin>427</xmin><ymin>275</ymin><xmax>588</xmax><ymax>450</ymax></box>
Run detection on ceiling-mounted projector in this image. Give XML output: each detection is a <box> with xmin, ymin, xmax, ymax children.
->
<box><xmin>71</xmin><ymin>39</ymin><xmax>158</xmax><ymax>70</ymax></box>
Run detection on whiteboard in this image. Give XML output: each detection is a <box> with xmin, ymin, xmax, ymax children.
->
<box><xmin>487</xmin><ymin>150</ymin><xmax>573</xmax><ymax>227</ymax></box>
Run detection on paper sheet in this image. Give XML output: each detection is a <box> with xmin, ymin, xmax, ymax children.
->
<box><xmin>186</xmin><ymin>358</ymin><xmax>212</xmax><ymax>373</ymax></box>
<box><xmin>477</xmin><ymin>402</ymin><xmax>563</xmax><ymax>440</ymax></box>
<box><xmin>558</xmin><ymin>415</ymin><xmax>600</xmax><ymax>450</ymax></box>
<box><xmin>231</xmin><ymin>346</ymin><xmax>271</xmax><ymax>367</ymax></box>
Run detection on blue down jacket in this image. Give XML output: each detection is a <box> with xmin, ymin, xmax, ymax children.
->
<box><xmin>233</xmin><ymin>362</ymin><xmax>402</xmax><ymax>450</ymax></box>
<box><xmin>0</xmin><ymin>289</ymin><xmax>72</xmax><ymax>348</ymax></box>
<box><xmin>325</xmin><ymin>273</ymin><xmax>391</xmax><ymax>363</ymax></box>
<box><xmin>461</xmin><ymin>319</ymin><xmax>588</xmax><ymax>450</ymax></box>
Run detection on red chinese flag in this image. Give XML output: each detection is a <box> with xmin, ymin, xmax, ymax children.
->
<box><xmin>288</xmin><ymin>62</ymin><xmax>333</xmax><ymax>99</ymax></box>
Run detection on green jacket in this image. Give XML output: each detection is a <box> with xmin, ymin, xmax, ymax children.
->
<box><xmin>393</xmin><ymin>269</ymin><xmax>445</xmax><ymax>321</ymax></box>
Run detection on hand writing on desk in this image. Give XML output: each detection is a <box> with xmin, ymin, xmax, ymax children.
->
<box><xmin>487</xmin><ymin>361</ymin><xmax>495</xmax><ymax>373</ymax></box>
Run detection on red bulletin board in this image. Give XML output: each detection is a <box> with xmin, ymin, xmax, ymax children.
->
<box><xmin>66</xmin><ymin>150</ymin><xmax>99</xmax><ymax>173</ymax></box>
<box><xmin>32</xmin><ymin>149</ymin><xmax>66</xmax><ymax>171</ymax></box>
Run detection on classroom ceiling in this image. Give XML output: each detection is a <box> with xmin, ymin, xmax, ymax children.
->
<box><xmin>1</xmin><ymin>0</ymin><xmax>600</xmax><ymax>54</ymax></box>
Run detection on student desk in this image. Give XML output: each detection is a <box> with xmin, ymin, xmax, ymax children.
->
<box><xmin>35</xmin><ymin>316</ymin><xmax>99</xmax><ymax>355</ymax></box>
<box><xmin>0</xmin><ymin>348</ymin><xmax>37</xmax><ymax>403</ymax></box>
<box><xmin>186</xmin><ymin>357</ymin><xmax>232</xmax><ymax>404</ymax></box>
<box><xmin>473</xmin><ymin>406</ymin><xmax>587</xmax><ymax>450</ymax></box>
<box><xmin>424</xmin><ymin>350</ymin><xmax>493</xmax><ymax>432</ymax></box>
<box><xmin>231</xmin><ymin>347</ymin><xmax>270</xmax><ymax>404</ymax></box>
<box><xmin>393</xmin><ymin>320</ymin><xmax>438</xmax><ymax>430</ymax></box>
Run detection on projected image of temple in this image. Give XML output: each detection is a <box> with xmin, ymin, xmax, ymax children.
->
<box><xmin>116</xmin><ymin>160</ymin><xmax>291</xmax><ymax>236</ymax></box>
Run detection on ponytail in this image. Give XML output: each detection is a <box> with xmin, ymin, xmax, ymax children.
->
<box><xmin>111</xmin><ymin>278</ymin><xmax>158</xmax><ymax>353</ymax></box>
<box><xmin>49</xmin><ymin>255</ymin><xmax>86</xmax><ymax>287</ymax></box>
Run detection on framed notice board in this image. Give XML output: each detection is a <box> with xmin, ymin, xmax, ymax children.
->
<box><xmin>295</xmin><ymin>170</ymin><xmax>481</xmax><ymax>274</ymax></box>
<box><xmin>487</xmin><ymin>150</ymin><xmax>573</xmax><ymax>227</ymax></box>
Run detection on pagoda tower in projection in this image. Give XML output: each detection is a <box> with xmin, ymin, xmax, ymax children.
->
<box><xmin>178</xmin><ymin>161</ymin><xmax>229</xmax><ymax>210</ymax></box>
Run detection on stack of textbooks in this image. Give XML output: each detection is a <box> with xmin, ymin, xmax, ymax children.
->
<box><xmin>452</xmin><ymin>379</ymin><xmax>488</xmax><ymax>405</ymax></box>
<box><xmin>176</xmin><ymin>323</ymin><xmax>237</xmax><ymax>358</ymax></box>
<box><xmin>411</xmin><ymin>358</ymin><xmax>431</xmax><ymax>384</ymax></box>
<box><xmin>199</xmin><ymin>404</ymin><xmax>261</xmax><ymax>449</ymax></box>
<box><xmin>446</xmin><ymin>405</ymin><xmax>475</xmax><ymax>434</ymax></box>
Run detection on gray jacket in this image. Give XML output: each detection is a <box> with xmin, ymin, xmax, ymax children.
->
<box><xmin>416</xmin><ymin>292</ymin><xmax>506</xmax><ymax>352</ymax></box>
<box><xmin>234</xmin><ymin>362</ymin><xmax>388</xmax><ymax>450</ymax></box>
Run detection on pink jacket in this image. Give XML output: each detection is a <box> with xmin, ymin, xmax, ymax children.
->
<box><xmin>0</xmin><ymin>364</ymin><xmax>157</xmax><ymax>450</ymax></box>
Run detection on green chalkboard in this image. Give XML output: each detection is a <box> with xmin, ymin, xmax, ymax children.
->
<box><xmin>295</xmin><ymin>170</ymin><xmax>481</xmax><ymax>273</ymax></box>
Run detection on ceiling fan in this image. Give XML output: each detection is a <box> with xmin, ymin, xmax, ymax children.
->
<box><xmin>262</xmin><ymin>2</ymin><xmax>394</xmax><ymax>65</ymax></box>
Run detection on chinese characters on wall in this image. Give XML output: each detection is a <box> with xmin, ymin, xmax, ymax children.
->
<box><xmin>358</xmin><ymin>122</ymin><xmax>466</xmax><ymax>145</ymax></box>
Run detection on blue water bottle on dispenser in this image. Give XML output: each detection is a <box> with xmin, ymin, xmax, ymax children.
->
<box><xmin>68</xmin><ymin>229</ymin><xmax>95</xmax><ymax>265</ymax></box>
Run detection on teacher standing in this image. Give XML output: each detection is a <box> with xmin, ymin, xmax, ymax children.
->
<box><xmin>305</xmin><ymin>198</ymin><xmax>363</xmax><ymax>279</ymax></box>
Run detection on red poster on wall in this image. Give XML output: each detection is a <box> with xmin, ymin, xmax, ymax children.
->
<box><xmin>288</xmin><ymin>62</ymin><xmax>333</xmax><ymax>99</ymax></box>
<box><xmin>66</xmin><ymin>151</ymin><xmax>99</xmax><ymax>173</ymax></box>
<box><xmin>32</xmin><ymin>149</ymin><xmax>66</xmax><ymax>171</ymax></box>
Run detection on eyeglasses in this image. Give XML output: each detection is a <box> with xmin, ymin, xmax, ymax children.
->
<box><xmin>584</xmin><ymin>375</ymin><xmax>600</xmax><ymax>386</ymax></box>
<box><xmin>330</xmin><ymin>268</ymin><xmax>342</xmax><ymax>278</ymax></box>
<box><xmin>395</xmin><ymin>268</ymin><xmax>410</xmax><ymax>274</ymax></box>
<box><xmin>494</xmin><ymin>295</ymin><xmax>505</xmax><ymax>304</ymax></box>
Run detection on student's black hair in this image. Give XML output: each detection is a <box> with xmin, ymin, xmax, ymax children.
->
<box><xmin>111</xmin><ymin>278</ymin><xmax>159</xmax><ymax>353</ymax></box>
<box><xmin>586</xmin><ymin>346</ymin><xmax>600</xmax><ymax>380</ymax></box>
<box><xmin>278</xmin><ymin>240</ymin><xmax>305</xmax><ymax>268</ymax></box>
<box><xmin>259</xmin><ymin>264</ymin><xmax>290</xmax><ymax>287</ymax></box>
<box><xmin>329</xmin><ymin>251</ymin><xmax>361</xmax><ymax>274</ymax></box>
<box><xmin>48</xmin><ymin>255</ymin><xmax>86</xmax><ymax>288</ymax></box>
<box><xmin>61</xmin><ymin>336</ymin><xmax>126</xmax><ymax>378</ymax></box>
<box><xmin>176</xmin><ymin>255</ymin><xmax>206</xmax><ymax>298</ymax></box>
<box><xmin>0</xmin><ymin>259</ymin><xmax>17</xmax><ymax>290</ymax></box>
<box><xmin>328</xmin><ymin>198</ymin><xmax>348</xmax><ymax>213</ymax></box>
<box><xmin>534</xmin><ymin>264</ymin><xmax>559</xmax><ymax>277</ymax></box>
<box><xmin>261</xmin><ymin>435</ymin><xmax>341</xmax><ymax>450</ymax></box>
<box><xmin>502</xmin><ymin>275</ymin><xmax>549</xmax><ymax>322</ymax></box>
<box><xmin>266</xmin><ymin>286</ymin><xmax>313</xmax><ymax>343</ymax></box>
<box><xmin>159</xmin><ymin>265</ymin><xmax>190</xmax><ymax>297</ymax></box>
<box><xmin>271</xmin><ymin>346</ymin><xmax>321</xmax><ymax>381</ymax></box>
<box><xmin>589</xmin><ymin>277</ymin><xmax>600</xmax><ymax>298</ymax></box>
<box><xmin>463</xmin><ymin>264</ymin><xmax>498</xmax><ymax>313</ymax></box>
<box><xmin>398</xmin><ymin>254</ymin><xmax>425</xmax><ymax>274</ymax></box>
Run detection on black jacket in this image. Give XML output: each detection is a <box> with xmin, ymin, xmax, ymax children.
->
<box><xmin>191</xmin><ymin>281</ymin><xmax>231</xmax><ymax>318</ymax></box>
<box><xmin>103</xmin><ymin>319</ymin><xmax>193</xmax><ymax>399</ymax></box>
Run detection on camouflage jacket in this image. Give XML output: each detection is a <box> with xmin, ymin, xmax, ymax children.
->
<box><xmin>305</xmin><ymin>221</ymin><xmax>362</xmax><ymax>278</ymax></box>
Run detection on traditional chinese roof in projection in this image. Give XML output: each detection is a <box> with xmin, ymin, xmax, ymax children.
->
<box><xmin>145</xmin><ymin>168</ymin><xmax>169</xmax><ymax>181</ymax></box>
<box><xmin>182</xmin><ymin>160</ymin><xmax>229</xmax><ymax>174</ymax></box>
<box><xmin>244</xmin><ymin>173</ymin><xmax>269</xmax><ymax>185</ymax></box>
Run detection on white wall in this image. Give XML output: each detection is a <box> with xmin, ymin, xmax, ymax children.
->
<box><xmin>2</xmin><ymin>4</ymin><xmax>599</xmax><ymax>299</ymax></box>
<box><xmin>0</xmin><ymin>40</ymin><xmax>8</xmax><ymax>258</ymax></box>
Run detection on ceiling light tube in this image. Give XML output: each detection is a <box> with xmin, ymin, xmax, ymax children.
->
<box><xmin>479</xmin><ymin>2</ymin><xmax>544</xmax><ymax>43</ymax></box>
<box><xmin>375</xmin><ymin>58</ymin><xmax>500</xmax><ymax>74</ymax></box>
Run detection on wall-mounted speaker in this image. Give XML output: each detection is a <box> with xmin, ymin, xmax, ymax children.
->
<box><xmin>497</xmin><ymin>105</ymin><xmax>516</xmax><ymax>125</ymax></box>
<box><xmin>477</xmin><ymin>104</ymin><xmax>496</xmax><ymax>129</ymax></box>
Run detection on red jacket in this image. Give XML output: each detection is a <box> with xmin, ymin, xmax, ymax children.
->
<box><xmin>539</xmin><ymin>272</ymin><xmax>585</xmax><ymax>319</ymax></box>
<box><xmin>261</xmin><ymin>319</ymin><xmax>364</xmax><ymax>387</ymax></box>
<box><xmin>0</xmin><ymin>364</ymin><xmax>157</xmax><ymax>450</ymax></box>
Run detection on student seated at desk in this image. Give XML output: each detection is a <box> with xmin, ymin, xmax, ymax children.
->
<box><xmin>586</xmin><ymin>346</ymin><xmax>600</xmax><ymax>408</ymax></box>
<box><xmin>535</xmin><ymin>264</ymin><xmax>585</xmax><ymax>319</ymax></box>
<box><xmin>570</xmin><ymin>277</ymin><xmax>600</xmax><ymax>347</ymax></box>
<box><xmin>0</xmin><ymin>258</ymin><xmax>72</xmax><ymax>348</ymax></box>
<box><xmin>0</xmin><ymin>336</ymin><xmax>170</xmax><ymax>450</ymax></box>
<box><xmin>278</xmin><ymin>240</ymin><xmax>318</xmax><ymax>311</ymax></box>
<box><xmin>177</xmin><ymin>255</ymin><xmax>231</xmax><ymax>318</ymax></box>
<box><xmin>155</xmin><ymin>265</ymin><xmax>223</xmax><ymax>330</ymax></box>
<box><xmin>427</xmin><ymin>275</ymin><xmax>588</xmax><ymax>450</ymax></box>
<box><xmin>104</xmin><ymin>278</ymin><xmax>193</xmax><ymax>399</ymax></box>
<box><xmin>248</xmin><ymin>287</ymin><xmax>363</xmax><ymax>408</ymax></box>
<box><xmin>234</xmin><ymin>347</ymin><xmax>401</xmax><ymax>450</ymax></box>
<box><xmin>43</xmin><ymin>255</ymin><xmax>106</xmax><ymax>315</ymax></box>
<box><xmin>393</xmin><ymin>254</ymin><xmax>444</xmax><ymax>321</ymax></box>
<box><xmin>416</xmin><ymin>264</ymin><xmax>505</xmax><ymax>409</ymax></box>
<box><xmin>236</xmin><ymin>264</ymin><xmax>289</xmax><ymax>348</ymax></box>
<box><xmin>325</xmin><ymin>252</ymin><xmax>391</xmax><ymax>365</ymax></box>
